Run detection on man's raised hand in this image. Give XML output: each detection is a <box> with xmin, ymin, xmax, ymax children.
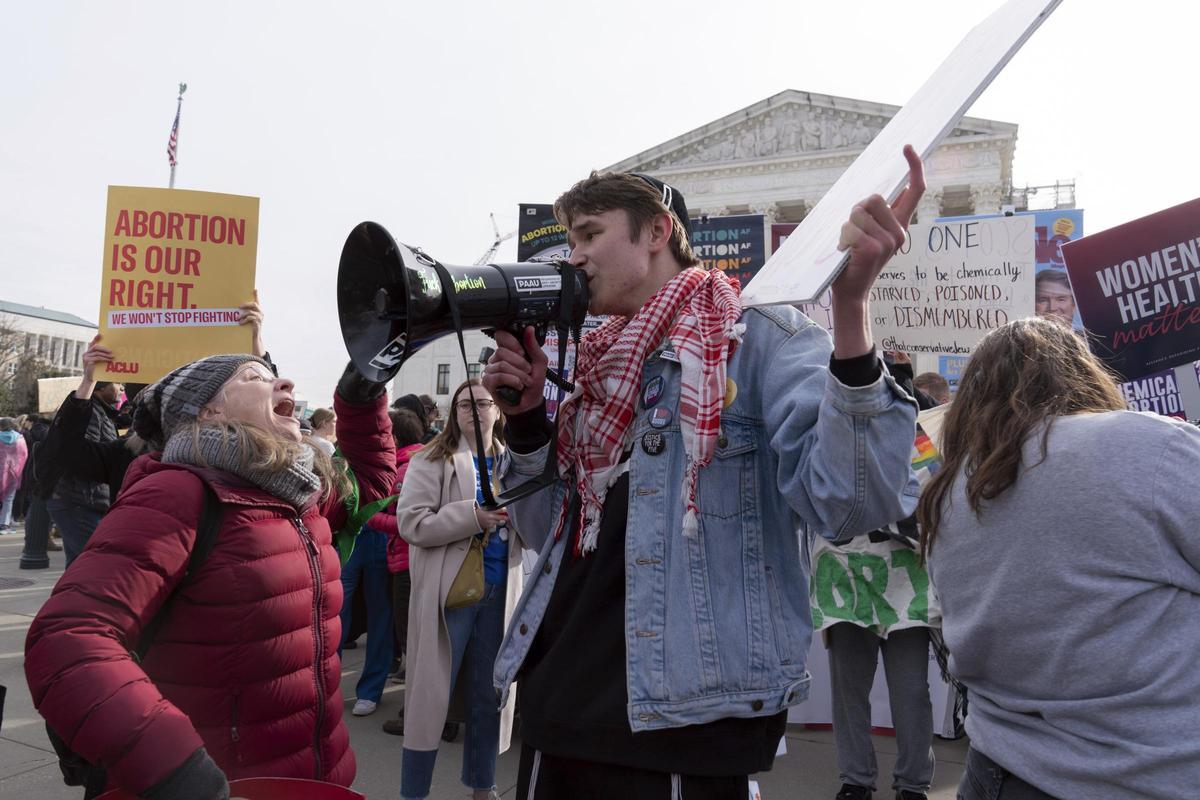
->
<box><xmin>829</xmin><ymin>145</ymin><xmax>926</xmax><ymax>358</ymax></box>
<box><xmin>834</xmin><ymin>144</ymin><xmax>925</xmax><ymax>300</ymax></box>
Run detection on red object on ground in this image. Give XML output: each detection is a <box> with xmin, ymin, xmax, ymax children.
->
<box><xmin>98</xmin><ymin>777</ymin><xmax>367</xmax><ymax>799</ymax></box>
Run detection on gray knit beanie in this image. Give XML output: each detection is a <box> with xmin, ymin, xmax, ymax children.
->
<box><xmin>132</xmin><ymin>354</ymin><xmax>272</xmax><ymax>450</ymax></box>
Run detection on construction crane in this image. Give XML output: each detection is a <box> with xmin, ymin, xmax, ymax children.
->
<box><xmin>474</xmin><ymin>213</ymin><xmax>517</xmax><ymax>265</ymax></box>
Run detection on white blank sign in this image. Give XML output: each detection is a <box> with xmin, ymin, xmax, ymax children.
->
<box><xmin>740</xmin><ymin>0</ymin><xmax>1063</xmax><ymax>308</ymax></box>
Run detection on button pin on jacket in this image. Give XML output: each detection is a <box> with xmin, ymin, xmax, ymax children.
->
<box><xmin>648</xmin><ymin>407</ymin><xmax>672</xmax><ymax>429</ymax></box>
<box><xmin>723</xmin><ymin>378</ymin><xmax>738</xmax><ymax>409</ymax></box>
<box><xmin>643</xmin><ymin>375</ymin><xmax>664</xmax><ymax>408</ymax></box>
<box><xmin>641</xmin><ymin>431</ymin><xmax>666</xmax><ymax>456</ymax></box>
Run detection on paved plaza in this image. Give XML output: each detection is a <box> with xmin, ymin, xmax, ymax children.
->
<box><xmin>0</xmin><ymin>530</ymin><xmax>968</xmax><ymax>799</ymax></box>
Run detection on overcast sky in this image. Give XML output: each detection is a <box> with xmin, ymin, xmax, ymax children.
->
<box><xmin>3</xmin><ymin>1</ymin><xmax>1195</xmax><ymax>401</ymax></box>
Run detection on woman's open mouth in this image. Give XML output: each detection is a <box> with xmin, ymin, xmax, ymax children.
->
<box><xmin>273</xmin><ymin>398</ymin><xmax>295</xmax><ymax>417</ymax></box>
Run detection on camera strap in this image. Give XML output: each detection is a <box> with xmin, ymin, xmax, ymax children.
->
<box><xmin>430</xmin><ymin>258</ymin><xmax>579</xmax><ymax>509</ymax></box>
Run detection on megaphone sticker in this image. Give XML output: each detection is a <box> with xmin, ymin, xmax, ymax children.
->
<box><xmin>369</xmin><ymin>332</ymin><xmax>408</xmax><ymax>370</ymax></box>
<box><xmin>515</xmin><ymin>275</ymin><xmax>562</xmax><ymax>293</ymax></box>
<box><xmin>452</xmin><ymin>274</ymin><xmax>488</xmax><ymax>293</ymax></box>
<box><xmin>416</xmin><ymin>268</ymin><xmax>440</xmax><ymax>295</ymax></box>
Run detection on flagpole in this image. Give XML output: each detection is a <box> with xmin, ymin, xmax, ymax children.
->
<box><xmin>168</xmin><ymin>82</ymin><xmax>187</xmax><ymax>188</ymax></box>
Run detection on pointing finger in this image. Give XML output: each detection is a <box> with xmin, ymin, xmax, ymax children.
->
<box><xmin>890</xmin><ymin>144</ymin><xmax>926</xmax><ymax>227</ymax></box>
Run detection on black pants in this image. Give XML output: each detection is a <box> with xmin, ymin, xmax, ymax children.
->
<box><xmin>517</xmin><ymin>746</ymin><xmax>749</xmax><ymax>800</ymax></box>
<box><xmin>958</xmin><ymin>747</ymin><xmax>1060</xmax><ymax>800</ymax></box>
<box><xmin>391</xmin><ymin>569</ymin><xmax>411</xmax><ymax>658</ymax></box>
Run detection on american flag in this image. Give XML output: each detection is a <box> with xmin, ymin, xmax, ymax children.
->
<box><xmin>167</xmin><ymin>104</ymin><xmax>180</xmax><ymax>167</ymax></box>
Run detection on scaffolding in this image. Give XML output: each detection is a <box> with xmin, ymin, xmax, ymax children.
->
<box><xmin>1006</xmin><ymin>180</ymin><xmax>1076</xmax><ymax>212</ymax></box>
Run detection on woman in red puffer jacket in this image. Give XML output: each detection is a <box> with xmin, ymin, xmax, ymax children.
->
<box><xmin>25</xmin><ymin>356</ymin><xmax>395</xmax><ymax>800</ymax></box>
<box><xmin>375</xmin><ymin>408</ymin><xmax>426</xmax><ymax>736</ymax></box>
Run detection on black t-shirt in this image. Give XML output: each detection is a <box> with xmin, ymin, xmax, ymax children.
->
<box><xmin>517</xmin><ymin>467</ymin><xmax>786</xmax><ymax>777</ymax></box>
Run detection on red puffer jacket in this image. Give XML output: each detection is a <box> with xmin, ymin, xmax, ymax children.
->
<box><xmin>374</xmin><ymin>442</ymin><xmax>423</xmax><ymax>574</ymax></box>
<box><xmin>25</xmin><ymin>394</ymin><xmax>395</xmax><ymax>795</ymax></box>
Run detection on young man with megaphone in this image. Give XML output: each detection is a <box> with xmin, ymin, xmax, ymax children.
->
<box><xmin>482</xmin><ymin>146</ymin><xmax>925</xmax><ymax>800</ymax></box>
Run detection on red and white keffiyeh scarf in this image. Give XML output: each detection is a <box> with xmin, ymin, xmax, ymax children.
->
<box><xmin>553</xmin><ymin>267</ymin><xmax>744</xmax><ymax>555</ymax></box>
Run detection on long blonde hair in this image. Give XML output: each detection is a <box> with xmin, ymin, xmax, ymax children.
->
<box><xmin>421</xmin><ymin>379</ymin><xmax>505</xmax><ymax>462</ymax></box>
<box><xmin>917</xmin><ymin>317</ymin><xmax>1125</xmax><ymax>558</ymax></box>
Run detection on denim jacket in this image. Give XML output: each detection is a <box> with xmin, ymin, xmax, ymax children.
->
<box><xmin>493</xmin><ymin>305</ymin><xmax>919</xmax><ymax>731</ymax></box>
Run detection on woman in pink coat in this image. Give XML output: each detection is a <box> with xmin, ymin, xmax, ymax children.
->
<box><xmin>0</xmin><ymin>417</ymin><xmax>29</xmax><ymax>530</ymax></box>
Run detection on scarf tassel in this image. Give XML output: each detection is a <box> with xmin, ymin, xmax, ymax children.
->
<box><xmin>681</xmin><ymin>461</ymin><xmax>700</xmax><ymax>538</ymax></box>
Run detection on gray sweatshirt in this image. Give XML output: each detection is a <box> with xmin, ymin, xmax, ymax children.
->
<box><xmin>927</xmin><ymin>410</ymin><xmax>1200</xmax><ymax>799</ymax></box>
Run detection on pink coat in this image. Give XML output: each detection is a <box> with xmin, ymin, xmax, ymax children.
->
<box><xmin>375</xmin><ymin>443</ymin><xmax>423</xmax><ymax>573</ymax></box>
<box><xmin>0</xmin><ymin>433</ymin><xmax>28</xmax><ymax>497</ymax></box>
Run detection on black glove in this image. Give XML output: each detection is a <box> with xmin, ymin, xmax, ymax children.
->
<box><xmin>141</xmin><ymin>747</ymin><xmax>229</xmax><ymax>800</ymax></box>
<box><xmin>336</xmin><ymin>361</ymin><xmax>387</xmax><ymax>404</ymax></box>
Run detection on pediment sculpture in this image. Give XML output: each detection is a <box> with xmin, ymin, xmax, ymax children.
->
<box><xmin>639</xmin><ymin>102</ymin><xmax>981</xmax><ymax>172</ymax></box>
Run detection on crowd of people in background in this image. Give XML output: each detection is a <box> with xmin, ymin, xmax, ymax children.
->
<box><xmin>6</xmin><ymin>150</ymin><xmax>1200</xmax><ymax>800</ymax></box>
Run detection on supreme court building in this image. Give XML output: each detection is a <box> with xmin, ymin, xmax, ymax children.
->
<box><xmin>606</xmin><ymin>88</ymin><xmax>1022</xmax><ymax>228</ymax></box>
<box><xmin>392</xmin><ymin>89</ymin><xmax>1070</xmax><ymax>408</ymax></box>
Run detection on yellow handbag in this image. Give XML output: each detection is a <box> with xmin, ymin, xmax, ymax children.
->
<box><xmin>445</xmin><ymin>531</ymin><xmax>488</xmax><ymax>610</ymax></box>
<box><xmin>446</xmin><ymin>462</ymin><xmax>506</xmax><ymax>610</ymax></box>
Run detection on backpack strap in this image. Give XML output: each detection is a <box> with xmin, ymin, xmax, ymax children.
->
<box><xmin>134</xmin><ymin>483</ymin><xmax>223</xmax><ymax>661</ymax></box>
<box><xmin>47</xmin><ymin>482</ymin><xmax>225</xmax><ymax>795</ymax></box>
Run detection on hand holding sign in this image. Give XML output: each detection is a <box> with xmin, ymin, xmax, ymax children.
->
<box><xmin>829</xmin><ymin>145</ymin><xmax>925</xmax><ymax>357</ymax></box>
<box><xmin>75</xmin><ymin>335</ymin><xmax>115</xmax><ymax>401</ymax></box>
<box><xmin>238</xmin><ymin>290</ymin><xmax>266</xmax><ymax>358</ymax></box>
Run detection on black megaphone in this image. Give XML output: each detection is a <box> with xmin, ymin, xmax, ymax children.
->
<box><xmin>337</xmin><ymin>221</ymin><xmax>589</xmax><ymax>398</ymax></box>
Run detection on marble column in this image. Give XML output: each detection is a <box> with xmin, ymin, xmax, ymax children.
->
<box><xmin>916</xmin><ymin>189</ymin><xmax>943</xmax><ymax>225</ymax></box>
<box><xmin>750</xmin><ymin>202</ymin><xmax>780</xmax><ymax>225</ymax></box>
<box><xmin>970</xmin><ymin>183</ymin><xmax>1005</xmax><ymax>216</ymax></box>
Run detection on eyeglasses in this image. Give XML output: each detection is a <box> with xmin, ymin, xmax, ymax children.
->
<box><xmin>455</xmin><ymin>399</ymin><xmax>496</xmax><ymax>412</ymax></box>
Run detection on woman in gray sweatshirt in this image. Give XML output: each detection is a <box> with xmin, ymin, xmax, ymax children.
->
<box><xmin>918</xmin><ymin>317</ymin><xmax>1200</xmax><ymax>800</ymax></box>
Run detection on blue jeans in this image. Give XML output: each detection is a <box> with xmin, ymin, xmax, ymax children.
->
<box><xmin>339</xmin><ymin>527</ymin><xmax>394</xmax><ymax>703</ymax></box>
<box><xmin>46</xmin><ymin>498</ymin><xmax>104</xmax><ymax>568</ymax></box>
<box><xmin>401</xmin><ymin>580</ymin><xmax>506</xmax><ymax>800</ymax></box>
<box><xmin>958</xmin><ymin>748</ymin><xmax>1060</xmax><ymax>800</ymax></box>
<box><xmin>0</xmin><ymin>488</ymin><xmax>16</xmax><ymax>526</ymax></box>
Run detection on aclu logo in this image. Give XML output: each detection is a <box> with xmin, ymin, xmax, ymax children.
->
<box><xmin>108</xmin><ymin>361</ymin><xmax>140</xmax><ymax>374</ymax></box>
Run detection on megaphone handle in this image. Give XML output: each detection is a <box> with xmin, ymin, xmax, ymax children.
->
<box><xmin>478</xmin><ymin>330</ymin><xmax>524</xmax><ymax>406</ymax></box>
<box><xmin>485</xmin><ymin>323</ymin><xmax>548</xmax><ymax>407</ymax></box>
<box><xmin>488</xmin><ymin>312</ymin><xmax>575</xmax><ymax>510</ymax></box>
<box><xmin>496</xmin><ymin>385</ymin><xmax>523</xmax><ymax>406</ymax></box>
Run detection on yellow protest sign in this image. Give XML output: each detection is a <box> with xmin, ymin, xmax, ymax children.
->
<box><xmin>97</xmin><ymin>186</ymin><xmax>259</xmax><ymax>382</ymax></box>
